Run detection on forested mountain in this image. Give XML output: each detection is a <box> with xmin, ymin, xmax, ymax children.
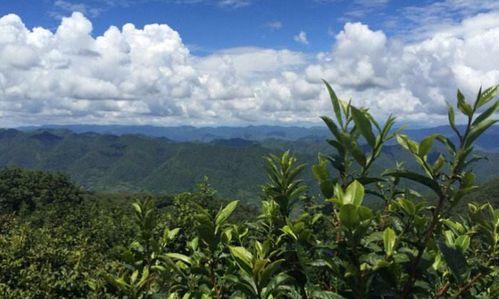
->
<box><xmin>0</xmin><ymin>129</ymin><xmax>271</xmax><ymax>201</ymax></box>
<box><xmin>17</xmin><ymin>124</ymin><xmax>331</xmax><ymax>142</ymax></box>
<box><xmin>16</xmin><ymin>124</ymin><xmax>499</xmax><ymax>151</ymax></box>
<box><xmin>1</xmin><ymin>128</ymin><xmax>499</xmax><ymax>205</ymax></box>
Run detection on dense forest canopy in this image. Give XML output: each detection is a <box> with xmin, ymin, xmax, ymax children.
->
<box><xmin>0</xmin><ymin>82</ymin><xmax>498</xmax><ymax>298</ymax></box>
<box><xmin>0</xmin><ymin>127</ymin><xmax>498</xmax><ymax>205</ymax></box>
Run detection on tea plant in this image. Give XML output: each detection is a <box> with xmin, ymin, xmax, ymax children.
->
<box><xmin>104</xmin><ymin>82</ymin><xmax>498</xmax><ymax>298</ymax></box>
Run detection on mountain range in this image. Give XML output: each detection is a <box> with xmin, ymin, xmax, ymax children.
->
<box><xmin>16</xmin><ymin>124</ymin><xmax>499</xmax><ymax>152</ymax></box>
<box><xmin>1</xmin><ymin>127</ymin><xmax>499</xmax><ymax>205</ymax></box>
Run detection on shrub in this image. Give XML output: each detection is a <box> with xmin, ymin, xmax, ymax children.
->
<box><xmin>0</xmin><ymin>167</ymin><xmax>82</xmax><ymax>213</ymax></box>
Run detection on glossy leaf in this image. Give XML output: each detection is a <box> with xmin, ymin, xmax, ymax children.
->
<box><xmin>437</xmin><ymin>240</ymin><xmax>468</xmax><ymax>281</ymax></box>
<box><xmin>351</xmin><ymin>106</ymin><xmax>376</xmax><ymax>148</ymax></box>
<box><xmin>344</xmin><ymin>180</ymin><xmax>364</xmax><ymax>207</ymax></box>
<box><xmin>215</xmin><ymin>200</ymin><xmax>239</xmax><ymax>226</ymax></box>
<box><xmin>418</xmin><ymin>134</ymin><xmax>440</xmax><ymax>157</ymax></box>
<box><xmin>465</xmin><ymin>119</ymin><xmax>498</xmax><ymax>147</ymax></box>
<box><xmin>457</xmin><ymin>89</ymin><xmax>473</xmax><ymax>117</ymax></box>
<box><xmin>339</xmin><ymin>204</ymin><xmax>359</xmax><ymax>228</ymax></box>
<box><xmin>475</xmin><ymin>85</ymin><xmax>498</xmax><ymax>109</ymax></box>
<box><xmin>386</xmin><ymin>170</ymin><xmax>443</xmax><ymax>197</ymax></box>
<box><xmin>383</xmin><ymin>227</ymin><xmax>396</xmax><ymax>256</ymax></box>
<box><xmin>323</xmin><ymin>80</ymin><xmax>344</xmax><ymax>127</ymax></box>
<box><xmin>229</xmin><ymin>246</ymin><xmax>254</xmax><ymax>274</ymax></box>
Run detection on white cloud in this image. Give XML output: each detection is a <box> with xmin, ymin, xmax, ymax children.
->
<box><xmin>196</xmin><ymin>47</ymin><xmax>307</xmax><ymax>78</ymax></box>
<box><xmin>52</xmin><ymin>0</ymin><xmax>104</xmax><ymax>18</ymax></box>
<box><xmin>0</xmin><ymin>11</ymin><xmax>498</xmax><ymax>127</ymax></box>
<box><xmin>293</xmin><ymin>31</ymin><xmax>309</xmax><ymax>45</ymax></box>
<box><xmin>388</xmin><ymin>0</ymin><xmax>499</xmax><ymax>39</ymax></box>
<box><xmin>167</xmin><ymin>0</ymin><xmax>253</xmax><ymax>8</ymax></box>
<box><xmin>217</xmin><ymin>0</ymin><xmax>252</xmax><ymax>8</ymax></box>
<box><xmin>265</xmin><ymin>21</ymin><xmax>282</xmax><ymax>30</ymax></box>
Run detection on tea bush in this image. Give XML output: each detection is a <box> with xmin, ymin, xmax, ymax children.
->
<box><xmin>106</xmin><ymin>82</ymin><xmax>498</xmax><ymax>298</ymax></box>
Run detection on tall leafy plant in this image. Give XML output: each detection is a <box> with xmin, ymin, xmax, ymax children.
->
<box><xmin>103</xmin><ymin>81</ymin><xmax>498</xmax><ymax>298</ymax></box>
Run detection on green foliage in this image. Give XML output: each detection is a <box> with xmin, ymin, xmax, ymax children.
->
<box><xmin>0</xmin><ymin>194</ymin><xmax>135</xmax><ymax>297</ymax></box>
<box><xmin>0</xmin><ymin>167</ymin><xmax>82</xmax><ymax>213</ymax></box>
<box><xmin>99</xmin><ymin>82</ymin><xmax>498</xmax><ymax>298</ymax></box>
<box><xmin>2</xmin><ymin>123</ymin><xmax>499</xmax><ymax>204</ymax></box>
<box><xmin>228</xmin><ymin>242</ymin><xmax>291</xmax><ymax>298</ymax></box>
<box><xmin>0</xmin><ymin>82</ymin><xmax>497</xmax><ymax>298</ymax></box>
<box><xmin>263</xmin><ymin>150</ymin><xmax>306</xmax><ymax>218</ymax></box>
<box><xmin>0</xmin><ymin>131</ymin><xmax>273</xmax><ymax>203</ymax></box>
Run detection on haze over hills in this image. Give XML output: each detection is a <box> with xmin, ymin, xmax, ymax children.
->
<box><xmin>1</xmin><ymin>128</ymin><xmax>499</xmax><ymax>205</ymax></box>
<box><xmin>17</xmin><ymin>124</ymin><xmax>329</xmax><ymax>142</ymax></box>
<box><xmin>16</xmin><ymin>124</ymin><xmax>499</xmax><ymax>152</ymax></box>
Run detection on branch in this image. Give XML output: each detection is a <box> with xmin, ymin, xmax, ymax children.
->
<box><xmin>401</xmin><ymin>194</ymin><xmax>446</xmax><ymax>297</ymax></box>
<box><xmin>436</xmin><ymin>282</ymin><xmax>450</xmax><ymax>298</ymax></box>
<box><xmin>452</xmin><ymin>273</ymin><xmax>482</xmax><ymax>299</ymax></box>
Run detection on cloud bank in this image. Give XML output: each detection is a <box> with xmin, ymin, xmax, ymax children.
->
<box><xmin>0</xmin><ymin>11</ymin><xmax>498</xmax><ymax>126</ymax></box>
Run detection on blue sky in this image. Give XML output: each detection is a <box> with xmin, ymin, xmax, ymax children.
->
<box><xmin>0</xmin><ymin>0</ymin><xmax>497</xmax><ymax>127</ymax></box>
<box><xmin>1</xmin><ymin>0</ymin><xmax>447</xmax><ymax>54</ymax></box>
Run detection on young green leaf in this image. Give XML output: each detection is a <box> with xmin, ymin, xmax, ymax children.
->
<box><xmin>339</xmin><ymin>204</ymin><xmax>359</xmax><ymax>228</ymax></box>
<box><xmin>454</xmin><ymin>235</ymin><xmax>470</xmax><ymax>252</ymax></box>
<box><xmin>281</xmin><ymin>225</ymin><xmax>298</xmax><ymax>241</ymax></box>
<box><xmin>164</xmin><ymin>253</ymin><xmax>192</xmax><ymax>265</ymax></box>
<box><xmin>383</xmin><ymin>227</ymin><xmax>396</xmax><ymax>257</ymax></box>
<box><xmin>344</xmin><ymin>180</ymin><xmax>364</xmax><ymax>207</ymax></box>
<box><xmin>472</xmin><ymin>100</ymin><xmax>498</xmax><ymax>126</ymax></box>
<box><xmin>229</xmin><ymin>246</ymin><xmax>254</xmax><ymax>274</ymax></box>
<box><xmin>475</xmin><ymin>85</ymin><xmax>498</xmax><ymax>109</ymax></box>
<box><xmin>323</xmin><ymin>80</ymin><xmax>344</xmax><ymax>127</ymax></box>
<box><xmin>215</xmin><ymin>200</ymin><xmax>239</xmax><ymax>226</ymax></box>
<box><xmin>447</xmin><ymin>104</ymin><xmax>461</xmax><ymax>140</ymax></box>
<box><xmin>351</xmin><ymin>106</ymin><xmax>376</xmax><ymax>148</ymax></box>
<box><xmin>465</xmin><ymin>119</ymin><xmax>498</xmax><ymax>147</ymax></box>
<box><xmin>321</xmin><ymin>116</ymin><xmax>342</xmax><ymax>141</ymax></box>
<box><xmin>457</xmin><ymin>89</ymin><xmax>473</xmax><ymax>117</ymax></box>
<box><xmin>396</xmin><ymin>134</ymin><xmax>419</xmax><ymax>154</ymax></box>
<box><xmin>358</xmin><ymin>206</ymin><xmax>373</xmax><ymax>221</ymax></box>
<box><xmin>397</xmin><ymin>198</ymin><xmax>415</xmax><ymax>215</ymax></box>
<box><xmin>418</xmin><ymin>134</ymin><xmax>440</xmax><ymax>157</ymax></box>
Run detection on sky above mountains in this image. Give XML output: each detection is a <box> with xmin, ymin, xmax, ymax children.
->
<box><xmin>0</xmin><ymin>0</ymin><xmax>498</xmax><ymax>127</ymax></box>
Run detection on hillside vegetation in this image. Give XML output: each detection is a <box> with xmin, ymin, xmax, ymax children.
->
<box><xmin>18</xmin><ymin>124</ymin><xmax>499</xmax><ymax>151</ymax></box>
<box><xmin>0</xmin><ymin>82</ymin><xmax>498</xmax><ymax>298</ymax></box>
<box><xmin>0</xmin><ymin>129</ymin><xmax>499</xmax><ymax>205</ymax></box>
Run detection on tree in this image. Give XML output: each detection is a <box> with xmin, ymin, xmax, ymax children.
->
<box><xmin>0</xmin><ymin>167</ymin><xmax>82</xmax><ymax>213</ymax></box>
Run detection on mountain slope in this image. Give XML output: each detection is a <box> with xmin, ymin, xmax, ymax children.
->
<box><xmin>16</xmin><ymin>124</ymin><xmax>499</xmax><ymax>151</ymax></box>
<box><xmin>0</xmin><ymin>129</ymin><xmax>498</xmax><ymax>205</ymax></box>
<box><xmin>0</xmin><ymin>130</ymin><xmax>275</xmax><ymax>203</ymax></box>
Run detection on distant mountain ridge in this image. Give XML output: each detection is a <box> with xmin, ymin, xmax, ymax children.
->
<box><xmin>16</xmin><ymin>124</ymin><xmax>499</xmax><ymax>152</ymax></box>
<box><xmin>0</xmin><ymin>128</ymin><xmax>498</xmax><ymax>205</ymax></box>
<box><xmin>17</xmin><ymin>124</ymin><xmax>329</xmax><ymax>142</ymax></box>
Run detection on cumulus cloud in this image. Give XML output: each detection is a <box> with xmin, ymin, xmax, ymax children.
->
<box><xmin>293</xmin><ymin>31</ymin><xmax>309</xmax><ymax>45</ymax></box>
<box><xmin>0</xmin><ymin>11</ymin><xmax>498</xmax><ymax>127</ymax></box>
<box><xmin>306</xmin><ymin>14</ymin><xmax>499</xmax><ymax>124</ymax></box>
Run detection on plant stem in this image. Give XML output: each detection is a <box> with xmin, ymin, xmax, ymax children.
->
<box><xmin>209</xmin><ymin>259</ymin><xmax>222</xmax><ymax>299</ymax></box>
<box><xmin>401</xmin><ymin>194</ymin><xmax>446</xmax><ymax>298</ymax></box>
<box><xmin>452</xmin><ymin>273</ymin><xmax>482</xmax><ymax>299</ymax></box>
<box><xmin>436</xmin><ymin>281</ymin><xmax>450</xmax><ymax>298</ymax></box>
